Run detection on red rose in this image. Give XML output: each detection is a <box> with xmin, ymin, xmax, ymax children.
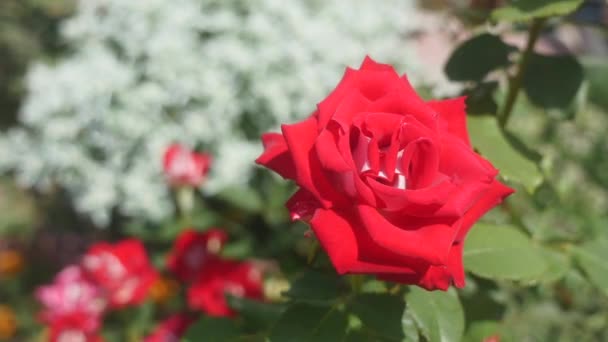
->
<box><xmin>163</xmin><ymin>144</ymin><xmax>211</xmax><ymax>187</ymax></box>
<box><xmin>256</xmin><ymin>56</ymin><xmax>513</xmax><ymax>290</ymax></box>
<box><xmin>187</xmin><ymin>259</ymin><xmax>264</xmax><ymax>317</ymax></box>
<box><xmin>144</xmin><ymin>313</ymin><xmax>196</xmax><ymax>342</ymax></box>
<box><xmin>167</xmin><ymin>228</ymin><xmax>228</xmax><ymax>283</ymax></box>
<box><xmin>82</xmin><ymin>239</ymin><xmax>158</xmax><ymax>308</ymax></box>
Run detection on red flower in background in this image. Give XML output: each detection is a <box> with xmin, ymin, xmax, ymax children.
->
<box><xmin>167</xmin><ymin>228</ymin><xmax>228</xmax><ymax>283</ymax></box>
<box><xmin>144</xmin><ymin>313</ymin><xmax>196</xmax><ymax>342</ymax></box>
<box><xmin>163</xmin><ymin>144</ymin><xmax>211</xmax><ymax>187</ymax></box>
<box><xmin>256</xmin><ymin>56</ymin><xmax>513</xmax><ymax>290</ymax></box>
<box><xmin>48</xmin><ymin>313</ymin><xmax>104</xmax><ymax>342</ymax></box>
<box><xmin>82</xmin><ymin>239</ymin><xmax>158</xmax><ymax>308</ymax></box>
<box><xmin>187</xmin><ymin>259</ymin><xmax>264</xmax><ymax>317</ymax></box>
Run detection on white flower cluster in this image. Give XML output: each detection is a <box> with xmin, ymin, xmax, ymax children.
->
<box><xmin>0</xmin><ymin>0</ymin><xmax>429</xmax><ymax>226</ymax></box>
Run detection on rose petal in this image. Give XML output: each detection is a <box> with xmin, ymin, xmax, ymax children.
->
<box><xmin>281</xmin><ymin>117</ymin><xmax>345</xmax><ymax>208</ymax></box>
<box><xmin>427</xmin><ymin>96</ymin><xmax>471</xmax><ymax>146</ymax></box>
<box><xmin>357</xmin><ymin>205</ymin><xmax>459</xmax><ymax>265</ymax></box>
<box><xmin>310</xmin><ymin>208</ymin><xmax>424</xmax><ymax>275</ymax></box>
<box><xmin>255</xmin><ymin>133</ymin><xmax>296</xmax><ymax>180</ymax></box>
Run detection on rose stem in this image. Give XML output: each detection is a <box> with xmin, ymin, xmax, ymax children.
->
<box><xmin>498</xmin><ymin>17</ymin><xmax>546</xmax><ymax>128</ymax></box>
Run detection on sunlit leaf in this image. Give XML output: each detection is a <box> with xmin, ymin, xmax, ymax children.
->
<box><xmin>405</xmin><ymin>288</ymin><xmax>464</xmax><ymax>342</ymax></box>
<box><xmin>467</xmin><ymin>115</ymin><xmax>543</xmax><ymax>192</ymax></box>
<box><xmin>492</xmin><ymin>0</ymin><xmax>584</xmax><ymax>21</ymax></box>
<box><xmin>464</xmin><ymin>223</ymin><xmax>547</xmax><ymax>281</ymax></box>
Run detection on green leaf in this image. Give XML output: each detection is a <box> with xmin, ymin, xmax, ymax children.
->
<box><xmin>523</xmin><ymin>54</ymin><xmax>584</xmax><ymax>109</ymax></box>
<box><xmin>573</xmin><ymin>238</ymin><xmax>608</xmax><ymax>296</ymax></box>
<box><xmin>405</xmin><ymin>288</ymin><xmax>464</xmax><ymax>342</ymax></box>
<box><xmin>284</xmin><ymin>271</ymin><xmax>346</xmax><ymax>305</ymax></box>
<box><xmin>467</xmin><ymin>115</ymin><xmax>543</xmax><ymax>192</ymax></box>
<box><xmin>445</xmin><ymin>33</ymin><xmax>515</xmax><ymax>82</ymax></box>
<box><xmin>269</xmin><ymin>304</ymin><xmax>347</xmax><ymax>342</ymax></box>
<box><xmin>349</xmin><ymin>293</ymin><xmax>406</xmax><ymax>341</ymax></box>
<box><xmin>183</xmin><ymin>317</ymin><xmax>240</xmax><ymax>342</ymax></box>
<box><xmin>226</xmin><ymin>296</ymin><xmax>285</xmax><ymax>329</ymax></box>
<box><xmin>537</xmin><ymin>247</ymin><xmax>570</xmax><ymax>283</ymax></box>
<box><xmin>492</xmin><ymin>0</ymin><xmax>584</xmax><ymax>21</ymax></box>
<box><xmin>464</xmin><ymin>223</ymin><xmax>548</xmax><ymax>281</ymax></box>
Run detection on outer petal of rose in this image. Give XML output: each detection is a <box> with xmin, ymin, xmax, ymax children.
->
<box><xmin>317</xmin><ymin>68</ymin><xmax>357</xmax><ymax>128</ymax></box>
<box><xmin>433</xmin><ymin>180</ymin><xmax>492</xmax><ymax>219</ymax></box>
<box><xmin>359</xmin><ymin>56</ymin><xmax>396</xmax><ymax>72</ymax></box>
<box><xmin>439</xmin><ymin>137</ymin><xmax>497</xmax><ymax>183</ymax></box>
<box><xmin>281</xmin><ymin>117</ymin><xmax>345</xmax><ymax>208</ymax></box>
<box><xmin>357</xmin><ymin>205</ymin><xmax>458</xmax><ymax>265</ymax></box>
<box><xmin>427</xmin><ymin>96</ymin><xmax>471</xmax><ymax>146</ymax></box>
<box><xmin>417</xmin><ymin>242</ymin><xmax>465</xmax><ymax>290</ymax></box>
<box><xmin>286</xmin><ymin>189</ymin><xmax>321</xmax><ymax>221</ymax></box>
<box><xmin>457</xmin><ymin>180</ymin><xmax>514</xmax><ymax>242</ymax></box>
<box><xmin>255</xmin><ymin>133</ymin><xmax>296</xmax><ymax>180</ymax></box>
<box><xmin>310</xmin><ymin>208</ymin><xmax>423</xmax><ymax>275</ymax></box>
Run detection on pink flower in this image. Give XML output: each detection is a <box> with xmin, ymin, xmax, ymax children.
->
<box><xmin>82</xmin><ymin>239</ymin><xmax>158</xmax><ymax>309</ymax></box>
<box><xmin>144</xmin><ymin>314</ymin><xmax>196</xmax><ymax>342</ymax></box>
<box><xmin>36</xmin><ymin>265</ymin><xmax>106</xmax><ymax>332</ymax></box>
<box><xmin>162</xmin><ymin>144</ymin><xmax>211</xmax><ymax>187</ymax></box>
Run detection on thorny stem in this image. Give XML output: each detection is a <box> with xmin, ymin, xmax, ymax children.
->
<box><xmin>499</xmin><ymin>18</ymin><xmax>546</xmax><ymax>128</ymax></box>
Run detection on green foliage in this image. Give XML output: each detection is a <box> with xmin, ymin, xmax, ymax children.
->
<box><xmin>464</xmin><ymin>223</ymin><xmax>548</xmax><ymax>281</ymax></box>
<box><xmin>467</xmin><ymin>115</ymin><xmax>543</xmax><ymax>192</ymax></box>
<box><xmin>523</xmin><ymin>54</ymin><xmax>584</xmax><ymax>109</ymax></box>
<box><xmin>183</xmin><ymin>317</ymin><xmax>240</xmax><ymax>342</ymax></box>
<box><xmin>445</xmin><ymin>33</ymin><xmax>515</xmax><ymax>82</ymax></box>
<box><xmin>269</xmin><ymin>304</ymin><xmax>348</xmax><ymax>342</ymax></box>
<box><xmin>574</xmin><ymin>238</ymin><xmax>608</xmax><ymax>296</ymax></box>
<box><xmin>284</xmin><ymin>271</ymin><xmax>347</xmax><ymax>305</ymax></box>
<box><xmin>348</xmin><ymin>293</ymin><xmax>406</xmax><ymax>341</ymax></box>
<box><xmin>405</xmin><ymin>288</ymin><xmax>464</xmax><ymax>342</ymax></box>
<box><xmin>492</xmin><ymin>0</ymin><xmax>584</xmax><ymax>21</ymax></box>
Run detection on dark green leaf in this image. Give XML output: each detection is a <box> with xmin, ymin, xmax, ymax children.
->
<box><xmin>405</xmin><ymin>288</ymin><xmax>464</xmax><ymax>342</ymax></box>
<box><xmin>269</xmin><ymin>304</ymin><xmax>347</xmax><ymax>342</ymax></box>
<box><xmin>465</xmin><ymin>82</ymin><xmax>499</xmax><ymax>115</ymax></box>
<box><xmin>349</xmin><ymin>293</ymin><xmax>406</xmax><ymax>341</ymax></box>
<box><xmin>285</xmin><ymin>271</ymin><xmax>346</xmax><ymax>304</ymax></box>
<box><xmin>492</xmin><ymin>0</ymin><xmax>584</xmax><ymax>21</ymax></box>
<box><xmin>445</xmin><ymin>33</ymin><xmax>515</xmax><ymax>82</ymax></box>
<box><xmin>226</xmin><ymin>296</ymin><xmax>285</xmax><ymax>329</ymax></box>
<box><xmin>183</xmin><ymin>317</ymin><xmax>240</xmax><ymax>342</ymax></box>
<box><xmin>523</xmin><ymin>54</ymin><xmax>584</xmax><ymax>109</ymax></box>
<box><xmin>573</xmin><ymin>238</ymin><xmax>608</xmax><ymax>296</ymax></box>
<box><xmin>464</xmin><ymin>223</ymin><xmax>547</xmax><ymax>281</ymax></box>
<box><xmin>467</xmin><ymin>115</ymin><xmax>543</xmax><ymax>192</ymax></box>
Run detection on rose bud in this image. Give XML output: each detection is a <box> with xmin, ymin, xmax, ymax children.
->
<box><xmin>162</xmin><ymin>144</ymin><xmax>211</xmax><ymax>188</ymax></box>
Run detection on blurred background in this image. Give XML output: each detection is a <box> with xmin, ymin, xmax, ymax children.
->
<box><xmin>1</xmin><ymin>0</ymin><xmax>608</xmax><ymax>341</ymax></box>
